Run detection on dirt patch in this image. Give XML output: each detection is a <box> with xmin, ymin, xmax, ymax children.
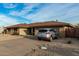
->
<box><xmin>0</xmin><ymin>34</ymin><xmax>79</xmax><ymax>56</ymax></box>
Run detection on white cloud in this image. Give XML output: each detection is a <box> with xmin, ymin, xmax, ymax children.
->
<box><xmin>3</xmin><ymin>3</ymin><xmax>17</xmax><ymax>8</ymax></box>
<box><xmin>23</xmin><ymin>4</ymin><xmax>74</xmax><ymax>22</ymax></box>
<box><xmin>24</xmin><ymin>4</ymin><xmax>56</xmax><ymax>22</ymax></box>
<box><xmin>66</xmin><ymin>7</ymin><xmax>79</xmax><ymax>17</ymax></box>
<box><xmin>0</xmin><ymin>14</ymin><xmax>19</xmax><ymax>26</ymax></box>
<box><xmin>8</xmin><ymin>4</ymin><xmax>79</xmax><ymax>24</ymax></box>
<box><xmin>9</xmin><ymin>3</ymin><xmax>39</xmax><ymax>16</ymax></box>
<box><xmin>9</xmin><ymin>11</ymin><xmax>20</xmax><ymax>16</ymax></box>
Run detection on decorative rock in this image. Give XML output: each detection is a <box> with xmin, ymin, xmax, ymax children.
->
<box><xmin>40</xmin><ymin>46</ymin><xmax>47</xmax><ymax>50</ymax></box>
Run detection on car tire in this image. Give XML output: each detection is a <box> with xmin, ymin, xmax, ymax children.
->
<box><xmin>49</xmin><ymin>37</ymin><xmax>53</xmax><ymax>42</ymax></box>
<box><xmin>53</xmin><ymin>36</ymin><xmax>58</xmax><ymax>39</ymax></box>
<box><xmin>38</xmin><ymin>37</ymin><xmax>41</xmax><ymax>40</ymax></box>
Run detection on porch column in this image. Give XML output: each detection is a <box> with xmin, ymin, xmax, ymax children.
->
<box><xmin>34</xmin><ymin>28</ymin><xmax>38</xmax><ymax>35</ymax></box>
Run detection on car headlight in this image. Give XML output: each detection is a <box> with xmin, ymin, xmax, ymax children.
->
<box><xmin>46</xmin><ymin>34</ymin><xmax>51</xmax><ymax>38</ymax></box>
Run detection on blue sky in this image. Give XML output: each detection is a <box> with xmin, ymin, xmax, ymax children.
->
<box><xmin>0</xmin><ymin>3</ymin><xmax>79</xmax><ymax>27</ymax></box>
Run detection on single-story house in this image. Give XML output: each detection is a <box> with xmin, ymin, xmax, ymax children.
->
<box><xmin>3</xmin><ymin>21</ymin><xmax>72</xmax><ymax>38</ymax></box>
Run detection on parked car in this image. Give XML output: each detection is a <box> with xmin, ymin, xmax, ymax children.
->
<box><xmin>36</xmin><ymin>28</ymin><xmax>58</xmax><ymax>41</ymax></box>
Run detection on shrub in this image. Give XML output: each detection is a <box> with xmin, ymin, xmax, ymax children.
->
<box><xmin>67</xmin><ymin>40</ymin><xmax>72</xmax><ymax>44</ymax></box>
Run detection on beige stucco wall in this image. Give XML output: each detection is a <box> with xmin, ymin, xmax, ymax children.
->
<box><xmin>59</xmin><ymin>26</ymin><xmax>69</xmax><ymax>38</ymax></box>
<box><xmin>18</xmin><ymin>28</ymin><xmax>27</xmax><ymax>36</ymax></box>
<box><xmin>4</xmin><ymin>26</ymin><xmax>69</xmax><ymax>38</ymax></box>
<box><xmin>59</xmin><ymin>27</ymin><xmax>65</xmax><ymax>38</ymax></box>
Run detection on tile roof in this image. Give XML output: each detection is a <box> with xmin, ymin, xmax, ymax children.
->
<box><xmin>29</xmin><ymin>21</ymin><xmax>71</xmax><ymax>27</ymax></box>
<box><xmin>5</xmin><ymin>24</ymin><xmax>29</xmax><ymax>28</ymax></box>
<box><xmin>5</xmin><ymin>21</ymin><xmax>71</xmax><ymax>28</ymax></box>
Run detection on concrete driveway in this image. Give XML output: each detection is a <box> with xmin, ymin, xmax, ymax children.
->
<box><xmin>0</xmin><ymin>34</ymin><xmax>79</xmax><ymax>56</ymax></box>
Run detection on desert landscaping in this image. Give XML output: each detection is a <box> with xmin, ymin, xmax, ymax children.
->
<box><xmin>0</xmin><ymin>34</ymin><xmax>79</xmax><ymax>56</ymax></box>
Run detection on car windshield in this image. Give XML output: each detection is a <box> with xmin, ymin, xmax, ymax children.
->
<box><xmin>39</xmin><ymin>30</ymin><xmax>47</xmax><ymax>32</ymax></box>
<box><xmin>49</xmin><ymin>29</ymin><xmax>56</xmax><ymax>32</ymax></box>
